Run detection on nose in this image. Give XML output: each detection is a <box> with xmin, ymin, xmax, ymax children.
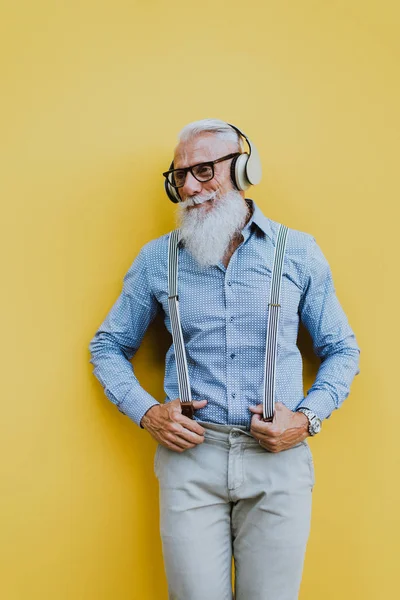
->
<box><xmin>180</xmin><ymin>170</ymin><xmax>202</xmax><ymax>199</ymax></box>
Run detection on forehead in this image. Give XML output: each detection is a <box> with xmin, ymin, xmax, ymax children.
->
<box><xmin>173</xmin><ymin>133</ymin><xmax>237</xmax><ymax>168</ymax></box>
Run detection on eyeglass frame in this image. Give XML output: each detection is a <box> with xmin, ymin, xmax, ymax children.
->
<box><xmin>162</xmin><ymin>152</ymin><xmax>241</xmax><ymax>189</ymax></box>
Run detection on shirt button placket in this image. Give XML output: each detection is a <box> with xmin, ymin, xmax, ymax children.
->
<box><xmin>225</xmin><ymin>271</ymin><xmax>237</xmax><ymax>421</ymax></box>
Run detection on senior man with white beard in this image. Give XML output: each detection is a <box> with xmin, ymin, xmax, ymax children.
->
<box><xmin>89</xmin><ymin>119</ymin><xmax>360</xmax><ymax>600</ymax></box>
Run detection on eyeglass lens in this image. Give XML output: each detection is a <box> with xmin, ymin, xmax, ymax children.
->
<box><xmin>169</xmin><ymin>164</ymin><xmax>214</xmax><ymax>187</ymax></box>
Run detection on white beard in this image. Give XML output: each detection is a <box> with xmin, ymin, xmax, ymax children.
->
<box><xmin>176</xmin><ymin>190</ymin><xmax>250</xmax><ymax>268</ymax></box>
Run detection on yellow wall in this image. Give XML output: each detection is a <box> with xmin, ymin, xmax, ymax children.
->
<box><xmin>1</xmin><ymin>1</ymin><xmax>399</xmax><ymax>598</ymax></box>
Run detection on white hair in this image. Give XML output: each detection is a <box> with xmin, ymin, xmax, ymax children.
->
<box><xmin>177</xmin><ymin>119</ymin><xmax>245</xmax><ymax>152</ymax></box>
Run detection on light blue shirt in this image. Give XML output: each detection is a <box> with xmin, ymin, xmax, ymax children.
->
<box><xmin>89</xmin><ymin>200</ymin><xmax>360</xmax><ymax>429</ymax></box>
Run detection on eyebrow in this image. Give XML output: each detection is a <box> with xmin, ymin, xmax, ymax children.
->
<box><xmin>173</xmin><ymin>156</ymin><xmax>225</xmax><ymax>170</ymax></box>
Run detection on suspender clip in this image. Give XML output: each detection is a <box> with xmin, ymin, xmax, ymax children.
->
<box><xmin>180</xmin><ymin>401</ymin><xmax>194</xmax><ymax>419</ymax></box>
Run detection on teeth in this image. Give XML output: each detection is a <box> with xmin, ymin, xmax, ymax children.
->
<box><xmin>189</xmin><ymin>194</ymin><xmax>216</xmax><ymax>207</ymax></box>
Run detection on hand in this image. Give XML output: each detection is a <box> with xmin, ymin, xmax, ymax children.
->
<box><xmin>141</xmin><ymin>398</ymin><xmax>208</xmax><ymax>452</ymax></box>
<box><xmin>249</xmin><ymin>402</ymin><xmax>309</xmax><ymax>453</ymax></box>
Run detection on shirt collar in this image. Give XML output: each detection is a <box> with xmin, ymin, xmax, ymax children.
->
<box><xmin>178</xmin><ymin>198</ymin><xmax>274</xmax><ymax>247</ymax></box>
<box><xmin>242</xmin><ymin>198</ymin><xmax>274</xmax><ymax>241</ymax></box>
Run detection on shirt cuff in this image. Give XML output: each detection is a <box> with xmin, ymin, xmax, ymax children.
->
<box><xmin>296</xmin><ymin>389</ymin><xmax>336</xmax><ymax>421</ymax></box>
<box><xmin>116</xmin><ymin>388</ymin><xmax>160</xmax><ymax>428</ymax></box>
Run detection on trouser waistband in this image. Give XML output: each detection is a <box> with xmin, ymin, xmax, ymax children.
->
<box><xmin>197</xmin><ymin>419</ymin><xmax>255</xmax><ymax>441</ymax></box>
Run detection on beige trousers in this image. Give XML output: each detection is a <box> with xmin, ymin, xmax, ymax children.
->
<box><xmin>153</xmin><ymin>420</ymin><xmax>315</xmax><ymax>600</ymax></box>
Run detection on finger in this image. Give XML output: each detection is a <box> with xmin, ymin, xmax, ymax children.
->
<box><xmin>175</xmin><ymin>414</ymin><xmax>206</xmax><ymax>436</ymax></box>
<box><xmin>163</xmin><ymin>441</ymin><xmax>194</xmax><ymax>453</ymax></box>
<box><xmin>253</xmin><ymin>434</ymin><xmax>277</xmax><ymax>452</ymax></box>
<box><xmin>171</xmin><ymin>399</ymin><xmax>207</xmax><ymax>435</ymax></box>
<box><xmin>165</xmin><ymin>431</ymin><xmax>197</xmax><ymax>450</ymax></box>
<box><xmin>252</xmin><ymin>432</ymin><xmax>272</xmax><ymax>447</ymax></box>
<box><xmin>192</xmin><ymin>399</ymin><xmax>208</xmax><ymax>409</ymax></box>
<box><xmin>171</xmin><ymin>422</ymin><xmax>205</xmax><ymax>445</ymax></box>
<box><xmin>172</xmin><ymin>398</ymin><xmax>207</xmax><ymax>411</ymax></box>
<box><xmin>259</xmin><ymin>440</ymin><xmax>278</xmax><ymax>452</ymax></box>
<box><xmin>248</xmin><ymin>421</ymin><xmax>270</xmax><ymax>443</ymax></box>
<box><xmin>166</xmin><ymin>417</ymin><xmax>201</xmax><ymax>438</ymax></box>
<box><xmin>249</xmin><ymin>403</ymin><xmax>263</xmax><ymax>414</ymax></box>
<box><xmin>250</xmin><ymin>415</ymin><xmax>280</xmax><ymax>438</ymax></box>
<box><xmin>173</xmin><ymin>437</ymin><xmax>197</xmax><ymax>450</ymax></box>
<box><xmin>250</xmin><ymin>413</ymin><xmax>270</xmax><ymax>432</ymax></box>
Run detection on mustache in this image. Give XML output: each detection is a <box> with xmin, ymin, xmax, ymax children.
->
<box><xmin>184</xmin><ymin>191</ymin><xmax>218</xmax><ymax>207</ymax></box>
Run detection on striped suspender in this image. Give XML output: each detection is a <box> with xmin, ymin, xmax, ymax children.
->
<box><xmin>167</xmin><ymin>229</ymin><xmax>194</xmax><ymax>419</ymax></box>
<box><xmin>167</xmin><ymin>224</ymin><xmax>289</xmax><ymax>421</ymax></box>
<box><xmin>262</xmin><ymin>224</ymin><xmax>289</xmax><ymax>421</ymax></box>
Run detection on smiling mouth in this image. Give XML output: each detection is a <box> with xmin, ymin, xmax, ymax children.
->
<box><xmin>187</xmin><ymin>196</ymin><xmax>216</xmax><ymax>209</ymax></box>
<box><xmin>189</xmin><ymin>200</ymin><xmax>213</xmax><ymax>209</ymax></box>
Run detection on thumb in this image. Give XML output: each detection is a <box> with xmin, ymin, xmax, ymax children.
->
<box><xmin>193</xmin><ymin>399</ymin><xmax>208</xmax><ymax>409</ymax></box>
<box><xmin>249</xmin><ymin>403</ymin><xmax>263</xmax><ymax>414</ymax></box>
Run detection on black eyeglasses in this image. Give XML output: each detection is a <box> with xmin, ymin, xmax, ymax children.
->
<box><xmin>163</xmin><ymin>152</ymin><xmax>241</xmax><ymax>189</ymax></box>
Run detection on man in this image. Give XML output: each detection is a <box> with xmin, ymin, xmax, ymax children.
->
<box><xmin>89</xmin><ymin>119</ymin><xmax>360</xmax><ymax>600</ymax></box>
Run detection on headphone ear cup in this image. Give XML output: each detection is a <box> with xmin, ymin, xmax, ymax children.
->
<box><xmin>232</xmin><ymin>152</ymin><xmax>251</xmax><ymax>191</ymax></box>
<box><xmin>165</xmin><ymin>178</ymin><xmax>181</xmax><ymax>203</ymax></box>
<box><xmin>227</xmin><ymin>122</ymin><xmax>262</xmax><ymax>187</ymax></box>
<box><xmin>230</xmin><ymin>154</ymin><xmax>240</xmax><ymax>190</ymax></box>
<box><xmin>245</xmin><ymin>144</ymin><xmax>262</xmax><ymax>185</ymax></box>
<box><xmin>164</xmin><ymin>161</ymin><xmax>181</xmax><ymax>203</ymax></box>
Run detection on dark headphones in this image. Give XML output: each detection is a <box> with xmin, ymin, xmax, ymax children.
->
<box><xmin>164</xmin><ymin>122</ymin><xmax>262</xmax><ymax>203</ymax></box>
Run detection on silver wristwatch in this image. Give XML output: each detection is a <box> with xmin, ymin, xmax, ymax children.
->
<box><xmin>297</xmin><ymin>408</ymin><xmax>322</xmax><ymax>436</ymax></box>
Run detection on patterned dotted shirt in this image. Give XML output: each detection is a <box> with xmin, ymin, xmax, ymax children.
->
<box><xmin>89</xmin><ymin>200</ymin><xmax>360</xmax><ymax>429</ymax></box>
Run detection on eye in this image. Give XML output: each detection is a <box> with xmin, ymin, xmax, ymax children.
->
<box><xmin>193</xmin><ymin>164</ymin><xmax>213</xmax><ymax>180</ymax></box>
<box><xmin>173</xmin><ymin>170</ymin><xmax>186</xmax><ymax>186</ymax></box>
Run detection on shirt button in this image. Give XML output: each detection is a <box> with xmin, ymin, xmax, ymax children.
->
<box><xmin>231</xmin><ymin>392</ymin><xmax>236</xmax><ymax>398</ymax></box>
<box><xmin>230</xmin><ymin>353</ymin><xmax>235</xmax><ymax>359</ymax></box>
<box><xmin>227</xmin><ymin>280</ymin><xmax>232</xmax><ymax>286</ymax></box>
<box><xmin>230</xmin><ymin>316</ymin><xmax>234</xmax><ymax>322</ymax></box>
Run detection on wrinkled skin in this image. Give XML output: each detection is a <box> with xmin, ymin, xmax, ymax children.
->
<box><xmin>249</xmin><ymin>402</ymin><xmax>309</xmax><ymax>452</ymax></box>
<box><xmin>141</xmin><ymin>398</ymin><xmax>208</xmax><ymax>452</ymax></box>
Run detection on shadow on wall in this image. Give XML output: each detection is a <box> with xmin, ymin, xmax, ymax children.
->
<box><xmin>130</xmin><ymin>312</ymin><xmax>172</xmax><ymax>404</ymax></box>
<box><xmin>297</xmin><ymin>321</ymin><xmax>320</xmax><ymax>396</ymax></box>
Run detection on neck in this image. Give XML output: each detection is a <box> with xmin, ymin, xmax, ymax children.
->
<box><xmin>222</xmin><ymin>200</ymin><xmax>253</xmax><ymax>267</ymax></box>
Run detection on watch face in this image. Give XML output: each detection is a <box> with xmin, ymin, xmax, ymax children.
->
<box><xmin>299</xmin><ymin>409</ymin><xmax>321</xmax><ymax>434</ymax></box>
<box><xmin>312</xmin><ymin>419</ymin><xmax>321</xmax><ymax>434</ymax></box>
